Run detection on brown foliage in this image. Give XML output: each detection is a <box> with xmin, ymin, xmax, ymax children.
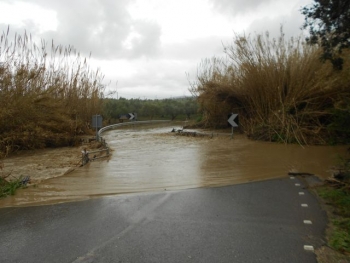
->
<box><xmin>0</xmin><ymin>28</ymin><xmax>105</xmax><ymax>157</ymax></box>
<box><xmin>190</xmin><ymin>31</ymin><xmax>350</xmax><ymax>144</ymax></box>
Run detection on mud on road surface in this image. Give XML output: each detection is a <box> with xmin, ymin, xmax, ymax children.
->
<box><xmin>0</xmin><ymin>123</ymin><xmax>348</xmax><ymax>207</ymax></box>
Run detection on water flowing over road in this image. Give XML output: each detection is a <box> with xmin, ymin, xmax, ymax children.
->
<box><xmin>0</xmin><ymin>123</ymin><xmax>347</xmax><ymax>207</ymax></box>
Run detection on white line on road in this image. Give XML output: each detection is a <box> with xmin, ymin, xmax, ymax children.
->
<box><xmin>301</xmin><ymin>204</ymin><xmax>308</xmax><ymax>207</ymax></box>
<box><xmin>290</xmin><ymin>177</ymin><xmax>295</xmax><ymax>179</ymax></box>
<box><xmin>303</xmin><ymin>220</ymin><xmax>313</xmax><ymax>224</ymax></box>
<box><xmin>299</xmin><ymin>192</ymin><xmax>305</xmax><ymax>195</ymax></box>
<box><xmin>295</xmin><ymin>183</ymin><xmax>301</xmax><ymax>186</ymax></box>
<box><xmin>304</xmin><ymin>245</ymin><xmax>314</xmax><ymax>251</ymax></box>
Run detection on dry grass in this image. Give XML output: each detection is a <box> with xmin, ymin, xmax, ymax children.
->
<box><xmin>0</xmin><ymin>27</ymin><xmax>105</xmax><ymax>157</ymax></box>
<box><xmin>190</xmin><ymin>31</ymin><xmax>350</xmax><ymax>144</ymax></box>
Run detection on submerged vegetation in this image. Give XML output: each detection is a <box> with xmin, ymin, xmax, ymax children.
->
<box><xmin>0</xmin><ymin>176</ymin><xmax>23</xmax><ymax>198</ymax></box>
<box><xmin>0</xmin><ymin>28</ymin><xmax>105</xmax><ymax>158</ymax></box>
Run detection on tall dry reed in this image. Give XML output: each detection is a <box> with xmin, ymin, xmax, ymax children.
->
<box><xmin>191</xmin><ymin>31</ymin><xmax>350</xmax><ymax>144</ymax></box>
<box><xmin>0</xmin><ymin>28</ymin><xmax>105</xmax><ymax>157</ymax></box>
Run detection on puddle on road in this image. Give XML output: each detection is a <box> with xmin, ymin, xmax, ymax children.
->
<box><xmin>0</xmin><ymin>123</ymin><xmax>347</xmax><ymax>207</ymax></box>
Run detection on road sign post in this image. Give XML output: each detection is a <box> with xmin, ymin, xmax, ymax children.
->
<box><xmin>92</xmin><ymin>115</ymin><xmax>103</xmax><ymax>140</ymax></box>
<box><xmin>128</xmin><ymin>113</ymin><xmax>135</xmax><ymax>121</ymax></box>
<box><xmin>227</xmin><ymin>113</ymin><xmax>238</xmax><ymax>139</ymax></box>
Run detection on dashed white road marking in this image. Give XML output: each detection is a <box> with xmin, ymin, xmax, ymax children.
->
<box><xmin>293</xmin><ymin>179</ymin><xmax>315</xmax><ymax>251</ymax></box>
<box><xmin>304</xmin><ymin>245</ymin><xmax>314</xmax><ymax>251</ymax></box>
<box><xmin>290</xmin><ymin>177</ymin><xmax>295</xmax><ymax>180</ymax></box>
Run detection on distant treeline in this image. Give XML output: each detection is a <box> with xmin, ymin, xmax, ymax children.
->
<box><xmin>102</xmin><ymin>97</ymin><xmax>198</xmax><ymax>123</ymax></box>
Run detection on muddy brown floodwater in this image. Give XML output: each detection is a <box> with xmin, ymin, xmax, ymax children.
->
<box><xmin>0</xmin><ymin>123</ymin><xmax>348</xmax><ymax>207</ymax></box>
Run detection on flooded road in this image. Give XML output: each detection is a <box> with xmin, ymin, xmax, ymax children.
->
<box><xmin>0</xmin><ymin>123</ymin><xmax>347</xmax><ymax>207</ymax></box>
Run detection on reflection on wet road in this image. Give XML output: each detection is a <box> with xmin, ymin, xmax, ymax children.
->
<box><xmin>0</xmin><ymin>123</ymin><xmax>347</xmax><ymax>207</ymax></box>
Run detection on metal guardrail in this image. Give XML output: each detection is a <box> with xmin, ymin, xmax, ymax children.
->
<box><xmin>80</xmin><ymin>120</ymin><xmax>171</xmax><ymax>166</ymax></box>
<box><xmin>97</xmin><ymin>120</ymin><xmax>171</xmax><ymax>138</ymax></box>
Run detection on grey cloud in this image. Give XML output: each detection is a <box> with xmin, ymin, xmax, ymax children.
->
<box><xmin>126</xmin><ymin>20</ymin><xmax>162</xmax><ymax>59</ymax></box>
<box><xmin>163</xmin><ymin>36</ymin><xmax>227</xmax><ymax>60</ymax></box>
<box><xmin>245</xmin><ymin>7</ymin><xmax>306</xmax><ymax>38</ymax></box>
<box><xmin>209</xmin><ymin>0</ymin><xmax>274</xmax><ymax>15</ymax></box>
<box><xmin>0</xmin><ymin>21</ymin><xmax>38</xmax><ymax>36</ymax></box>
<box><xmin>111</xmin><ymin>35</ymin><xmax>231</xmax><ymax>99</ymax></box>
<box><xmin>111</xmin><ymin>58</ymin><xmax>194</xmax><ymax>98</ymax></box>
<box><xmin>2</xmin><ymin>0</ymin><xmax>162</xmax><ymax>60</ymax></box>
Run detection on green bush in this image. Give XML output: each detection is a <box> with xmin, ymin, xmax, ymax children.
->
<box><xmin>316</xmin><ymin>186</ymin><xmax>350</xmax><ymax>253</ymax></box>
<box><xmin>0</xmin><ymin>177</ymin><xmax>23</xmax><ymax>198</ymax></box>
<box><xmin>330</xmin><ymin>219</ymin><xmax>350</xmax><ymax>253</ymax></box>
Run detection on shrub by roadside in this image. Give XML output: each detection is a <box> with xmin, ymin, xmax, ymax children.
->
<box><xmin>0</xmin><ymin>176</ymin><xmax>25</xmax><ymax>198</ymax></box>
<box><xmin>312</xmin><ymin>160</ymin><xmax>350</xmax><ymax>263</ymax></box>
<box><xmin>316</xmin><ymin>185</ymin><xmax>350</xmax><ymax>251</ymax></box>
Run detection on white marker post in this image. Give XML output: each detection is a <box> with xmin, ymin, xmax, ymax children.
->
<box><xmin>92</xmin><ymin>115</ymin><xmax>103</xmax><ymax>141</ymax></box>
<box><xmin>227</xmin><ymin>113</ymin><xmax>239</xmax><ymax>139</ymax></box>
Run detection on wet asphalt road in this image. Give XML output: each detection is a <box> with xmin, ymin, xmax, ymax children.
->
<box><xmin>0</xmin><ymin>177</ymin><xmax>326</xmax><ymax>263</ymax></box>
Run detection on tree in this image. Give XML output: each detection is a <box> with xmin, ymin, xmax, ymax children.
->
<box><xmin>301</xmin><ymin>0</ymin><xmax>350</xmax><ymax>70</ymax></box>
<box><xmin>182</xmin><ymin>98</ymin><xmax>198</xmax><ymax>119</ymax></box>
<box><xmin>141</xmin><ymin>101</ymin><xmax>160</xmax><ymax>119</ymax></box>
<box><xmin>164</xmin><ymin>99</ymin><xmax>182</xmax><ymax>120</ymax></box>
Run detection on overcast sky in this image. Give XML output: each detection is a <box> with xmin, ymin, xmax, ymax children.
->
<box><xmin>0</xmin><ymin>0</ymin><xmax>313</xmax><ymax>99</ymax></box>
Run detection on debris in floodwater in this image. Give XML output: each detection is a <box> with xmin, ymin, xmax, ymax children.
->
<box><xmin>20</xmin><ymin>176</ymin><xmax>31</xmax><ymax>186</ymax></box>
<box><xmin>287</xmin><ymin>172</ymin><xmax>314</xmax><ymax>176</ymax></box>
<box><xmin>171</xmin><ymin>127</ymin><xmax>183</xmax><ymax>133</ymax></box>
